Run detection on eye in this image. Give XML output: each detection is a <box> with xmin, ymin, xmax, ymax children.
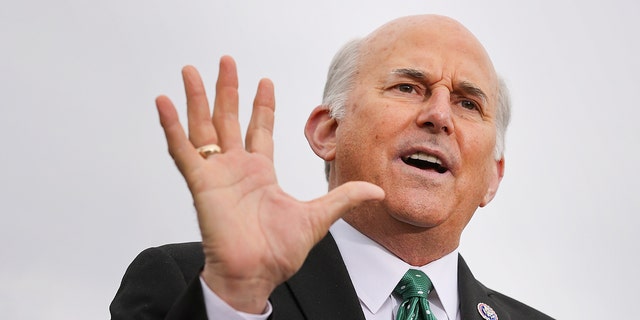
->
<box><xmin>460</xmin><ymin>100</ymin><xmax>479</xmax><ymax>111</ymax></box>
<box><xmin>395</xmin><ymin>84</ymin><xmax>418</xmax><ymax>94</ymax></box>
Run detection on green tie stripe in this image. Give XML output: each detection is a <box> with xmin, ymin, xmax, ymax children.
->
<box><xmin>394</xmin><ymin>269</ymin><xmax>437</xmax><ymax>320</ymax></box>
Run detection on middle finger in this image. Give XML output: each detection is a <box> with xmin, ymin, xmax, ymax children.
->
<box><xmin>212</xmin><ymin>56</ymin><xmax>243</xmax><ymax>151</ymax></box>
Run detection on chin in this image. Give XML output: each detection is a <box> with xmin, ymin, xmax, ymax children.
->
<box><xmin>385</xmin><ymin>200</ymin><xmax>451</xmax><ymax>229</ymax></box>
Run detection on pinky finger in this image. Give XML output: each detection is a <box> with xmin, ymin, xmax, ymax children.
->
<box><xmin>156</xmin><ymin>95</ymin><xmax>202</xmax><ymax>172</ymax></box>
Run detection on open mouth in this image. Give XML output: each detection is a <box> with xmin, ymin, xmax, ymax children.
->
<box><xmin>402</xmin><ymin>152</ymin><xmax>448</xmax><ymax>174</ymax></box>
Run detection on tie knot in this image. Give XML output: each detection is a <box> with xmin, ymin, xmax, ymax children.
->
<box><xmin>394</xmin><ymin>269</ymin><xmax>433</xmax><ymax>300</ymax></box>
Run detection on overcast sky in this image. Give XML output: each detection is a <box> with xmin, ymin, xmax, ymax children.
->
<box><xmin>2</xmin><ymin>0</ymin><xmax>639</xmax><ymax>319</ymax></box>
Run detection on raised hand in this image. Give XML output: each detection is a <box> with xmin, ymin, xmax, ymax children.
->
<box><xmin>155</xmin><ymin>56</ymin><xmax>384</xmax><ymax>313</ymax></box>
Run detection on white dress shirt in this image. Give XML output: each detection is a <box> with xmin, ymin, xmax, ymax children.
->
<box><xmin>331</xmin><ymin>219</ymin><xmax>461</xmax><ymax>320</ymax></box>
<box><xmin>202</xmin><ymin>219</ymin><xmax>461</xmax><ymax>320</ymax></box>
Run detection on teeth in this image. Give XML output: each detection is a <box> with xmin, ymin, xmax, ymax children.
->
<box><xmin>408</xmin><ymin>152</ymin><xmax>442</xmax><ymax>165</ymax></box>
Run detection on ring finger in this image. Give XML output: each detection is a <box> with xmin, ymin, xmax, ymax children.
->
<box><xmin>183</xmin><ymin>65</ymin><xmax>219</xmax><ymax>149</ymax></box>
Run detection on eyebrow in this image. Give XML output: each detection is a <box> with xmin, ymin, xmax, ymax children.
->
<box><xmin>390</xmin><ymin>68</ymin><xmax>488</xmax><ymax>104</ymax></box>
<box><xmin>391</xmin><ymin>68</ymin><xmax>428</xmax><ymax>80</ymax></box>
<box><xmin>456</xmin><ymin>81</ymin><xmax>488</xmax><ymax>105</ymax></box>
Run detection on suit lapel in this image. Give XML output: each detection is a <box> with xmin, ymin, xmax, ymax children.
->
<box><xmin>458</xmin><ymin>255</ymin><xmax>511</xmax><ymax>320</ymax></box>
<box><xmin>274</xmin><ymin>237</ymin><xmax>513</xmax><ymax>320</ymax></box>
<box><xmin>283</xmin><ymin>233</ymin><xmax>366</xmax><ymax>320</ymax></box>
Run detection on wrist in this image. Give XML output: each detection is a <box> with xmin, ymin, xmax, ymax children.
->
<box><xmin>201</xmin><ymin>265</ymin><xmax>273</xmax><ymax>314</ymax></box>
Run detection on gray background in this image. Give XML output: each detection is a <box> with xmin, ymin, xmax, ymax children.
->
<box><xmin>2</xmin><ymin>0</ymin><xmax>638</xmax><ymax>319</ymax></box>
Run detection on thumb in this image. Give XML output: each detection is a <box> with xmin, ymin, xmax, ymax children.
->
<box><xmin>309</xmin><ymin>181</ymin><xmax>385</xmax><ymax>232</ymax></box>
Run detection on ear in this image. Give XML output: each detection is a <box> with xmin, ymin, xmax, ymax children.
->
<box><xmin>304</xmin><ymin>105</ymin><xmax>338</xmax><ymax>161</ymax></box>
<box><xmin>479</xmin><ymin>157</ymin><xmax>505</xmax><ymax>207</ymax></box>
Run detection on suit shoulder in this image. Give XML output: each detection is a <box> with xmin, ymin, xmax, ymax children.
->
<box><xmin>143</xmin><ymin>242</ymin><xmax>204</xmax><ymax>279</ymax></box>
<box><xmin>151</xmin><ymin>242</ymin><xmax>204</xmax><ymax>261</ymax></box>
<box><xmin>111</xmin><ymin>242</ymin><xmax>206</xmax><ymax>319</ymax></box>
<box><xmin>458</xmin><ymin>255</ymin><xmax>553</xmax><ymax>319</ymax></box>
<box><xmin>484</xmin><ymin>286</ymin><xmax>554</xmax><ymax>320</ymax></box>
<box><xmin>122</xmin><ymin>242</ymin><xmax>204</xmax><ymax>285</ymax></box>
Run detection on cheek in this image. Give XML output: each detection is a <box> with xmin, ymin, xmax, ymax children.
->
<box><xmin>334</xmin><ymin>121</ymin><xmax>368</xmax><ymax>165</ymax></box>
<box><xmin>456</xmin><ymin>122</ymin><xmax>496</xmax><ymax>156</ymax></box>
<box><xmin>344</xmin><ymin>107</ymin><xmax>394</xmax><ymax>142</ymax></box>
<box><xmin>456</xmin><ymin>125</ymin><xmax>497</xmax><ymax>179</ymax></box>
<box><xmin>333</xmin><ymin>113</ymin><xmax>393</xmax><ymax>181</ymax></box>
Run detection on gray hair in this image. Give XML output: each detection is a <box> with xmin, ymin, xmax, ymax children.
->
<box><xmin>322</xmin><ymin>38</ymin><xmax>363</xmax><ymax>119</ymax></box>
<box><xmin>494</xmin><ymin>78</ymin><xmax>511</xmax><ymax>161</ymax></box>
<box><xmin>321</xmin><ymin>39</ymin><xmax>511</xmax><ymax>179</ymax></box>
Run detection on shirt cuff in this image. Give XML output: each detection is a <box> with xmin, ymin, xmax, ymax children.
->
<box><xmin>199</xmin><ymin>276</ymin><xmax>273</xmax><ymax>320</ymax></box>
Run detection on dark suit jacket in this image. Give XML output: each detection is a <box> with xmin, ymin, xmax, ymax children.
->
<box><xmin>111</xmin><ymin>234</ymin><xmax>553</xmax><ymax>319</ymax></box>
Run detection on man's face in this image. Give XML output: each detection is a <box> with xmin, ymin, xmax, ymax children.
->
<box><xmin>330</xmin><ymin>16</ymin><xmax>503</xmax><ymax>235</ymax></box>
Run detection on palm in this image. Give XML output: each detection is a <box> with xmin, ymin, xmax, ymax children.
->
<box><xmin>191</xmin><ymin>150</ymin><xmax>316</xmax><ymax>282</ymax></box>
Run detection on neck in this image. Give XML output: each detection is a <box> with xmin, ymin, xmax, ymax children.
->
<box><xmin>342</xmin><ymin>208</ymin><xmax>461</xmax><ymax>266</ymax></box>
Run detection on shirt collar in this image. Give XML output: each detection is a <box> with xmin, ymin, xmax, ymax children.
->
<box><xmin>330</xmin><ymin>219</ymin><xmax>459</xmax><ymax>319</ymax></box>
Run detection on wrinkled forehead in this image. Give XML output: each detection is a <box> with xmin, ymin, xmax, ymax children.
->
<box><xmin>359</xmin><ymin>15</ymin><xmax>498</xmax><ymax>102</ymax></box>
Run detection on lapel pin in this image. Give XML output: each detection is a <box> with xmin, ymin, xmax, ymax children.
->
<box><xmin>477</xmin><ymin>303</ymin><xmax>498</xmax><ymax>320</ymax></box>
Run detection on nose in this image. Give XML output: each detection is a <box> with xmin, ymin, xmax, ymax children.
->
<box><xmin>416</xmin><ymin>88</ymin><xmax>454</xmax><ymax>135</ymax></box>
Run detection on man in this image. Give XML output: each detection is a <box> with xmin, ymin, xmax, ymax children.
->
<box><xmin>111</xmin><ymin>14</ymin><xmax>553</xmax><ymax>319</ymax></box>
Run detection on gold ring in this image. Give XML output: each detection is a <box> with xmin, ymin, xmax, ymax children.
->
<box><xmin>196</xmin><ymin>144</ymin><xmax>221</xmax><ymax>159</ymax></box>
